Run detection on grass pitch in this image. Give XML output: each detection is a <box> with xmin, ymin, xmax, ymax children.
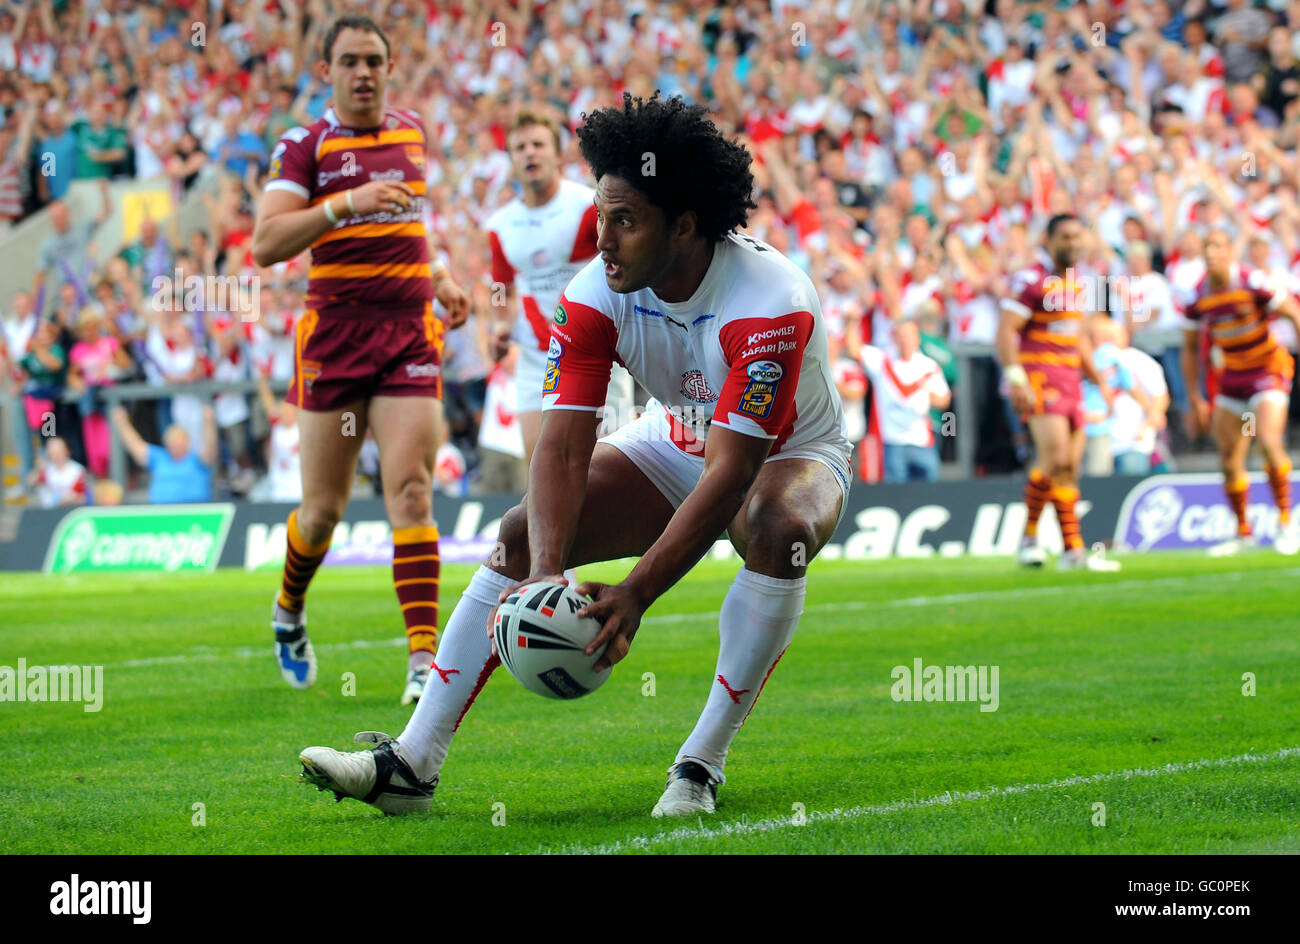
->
<box><xmin>2</xmin><ymin>552</ymin><xmax>1297</xmax><ymax>854</ymax></box>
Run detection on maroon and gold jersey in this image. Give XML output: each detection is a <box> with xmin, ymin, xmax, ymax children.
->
<box><xmin>264</xmin><ymin>106</ymin><xmax>432</xmax><ymax>318</ymax></box>
<box><xmin>1181</xmin><ymin>263</ymin><xmax>1293</xmax><ymax>389</ymax></box>
<box><xmin>1000</xmin><ymin>250</ymin><xmax>1085</xmax><ymax>373</ymax></box>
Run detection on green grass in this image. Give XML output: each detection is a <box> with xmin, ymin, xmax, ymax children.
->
<box><xmin>2</xmin><ymin>552</ymin><xmax>1297</xmax><ymax>853</ymax></box>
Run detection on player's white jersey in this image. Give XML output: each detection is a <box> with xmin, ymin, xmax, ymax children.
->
<box><xmin>486</xmin><ymin>179</ymin><xmax>599</xmax><ymax>353</ymax></box>
<box><xmin>544</xmin><ymin>233</ymin><xmax>849</xmax><ymax>460</ymax></box>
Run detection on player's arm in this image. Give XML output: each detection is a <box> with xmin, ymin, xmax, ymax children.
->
<box><xmin>1076</xmin><ymin>327</ymin><xmax>1113</xmax><ymax>410</ymax></box>
<box><xmin>1180</xmin><ymin>325</ymin><xmax>1208</xmax><ymax>436</ymax></box>
<box><xmin>1272</xmin><ymin>292</ymin><xmax>1300</xmax><ymax>333</ymax></box>
<box><xmin>252</xmin><ymin>182</ymin><xmax>416</xmax><ymax>267</ymax></box>
<box><xmin>525</xmin><ymin>408</ymin><xmax>601</xmax><ymax>576</ymax></box>
<box><xmin>198</xmin><ymin>404</ymin><xmax>219</xmax><ymax>468</ymax></box>
<box><xmin>995</xmin><ymin>303</ymin><xmax>1034</xmax><ymax>414</ymax></box>
<box><xmin>582</xmin><ymin>427</ymin><xmax>771</xmax><ymax>670</ymax></box>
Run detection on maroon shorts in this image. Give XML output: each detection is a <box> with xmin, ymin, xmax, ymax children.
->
<box><xmin>1026</xmin><ymin>366</ymin><xmax>1084</xmax><ymax>431</ymax></box>
<box><xmin>287</xmin><ymin>304</ymin><xmax>444</xmax><ymax>412</ymax></box>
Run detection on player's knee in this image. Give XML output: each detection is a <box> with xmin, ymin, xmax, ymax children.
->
<box><xmin>388</xmin><ymin>474</ymin><xmax>433</xmax><ymax>525</ymax></box>
<box><xmin>743</xmin><ymin>500</ymin><xmax>818</xmax><ymax>572</ymax></box>
<box><xmin>491</xmin><ymin>502</ymin><xmax>530</xmax><ymax>577</ymax></box>
<box><xmin>296</xmin><ymin>503</ymin><xmax>343</xmax><ymax>543</ymax></box>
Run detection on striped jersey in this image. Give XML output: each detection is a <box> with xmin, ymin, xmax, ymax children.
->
<box><xmin>1001</xmin><ymin>251</ymin><xmax>1084</xmax><ymax>370</ymax></box>
<box><xmin>1181</xmin><ymin>263</ymin><xmax>1288</xmax><ymax>374</ymax></box>
<box><xmin>264</xmin><ymin>106</ymin><xmax>432</xmax><ymax>317</ymax></box>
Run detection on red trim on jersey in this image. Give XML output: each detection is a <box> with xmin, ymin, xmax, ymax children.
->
<box><xmin>545</xmin><ymin>296</ymin><xmax>618</xmax><ymax>409</ymax></box>
<box><xmin>488</xmin><ymin>230</ymin><xmax>515</xmax><ymax>285</ymax></box>
<box><xmin>570</xmin><ymin>203</ymin><xmax>599</xmax><ymax>262</ymax></box>
<box><xmin>713</xmin><ymin>311</ymin><xmax>814</xmax><ymax>439</ymax></box>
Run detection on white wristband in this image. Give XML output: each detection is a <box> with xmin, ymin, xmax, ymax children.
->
<box><xmin>323</xmin><ymin>197</ymin><xmax>338</xmax><ymax>224</ymax></box>
<box><xmin>1003</xmin><ymin>365</ymin><xmax>1029</xmax><ymax>387</ymax></box>
<box><xmin>345</xmin><ymin>189</ymin><xmax>355</xmax><ymax>216</ymax></box>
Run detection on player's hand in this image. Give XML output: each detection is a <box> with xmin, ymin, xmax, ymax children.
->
<box><xmin>1008</xmin><ymin>382</ymin><xmax>1036</xmax><ymax>415</ymax></box>
<box><xmin>575</xmin><ymin>580</ymin><xmax>646</xmax><ymax>672</ymax></box>
<box><xmin>485</xmin><ymin>573</ymin><xmax>569</xmax><ymax>645</ymax></box>
<box><xmin>1186</xmin><ymin>395</ymin><xmax>1210</xmax><ymax>438</ymax></box>
<box><xmin>347</xmin><ymin>180</ymin><xmax>416</xmax><ymax>215</ymax></box>
<box><xmin>435</xmin><ymin>275</ymin><xmax>471</xmax><ymax>329</ymax></box>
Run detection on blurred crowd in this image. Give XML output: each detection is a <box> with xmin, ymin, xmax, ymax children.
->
<box><xmin>4</xmin><ymin>0</ymin><xmax>1300</xmax><ymax>505</ymax></box>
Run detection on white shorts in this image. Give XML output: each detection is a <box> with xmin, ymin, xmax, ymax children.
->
<box><xmin>1214</xmin><ymin>389</ymin><xmax>1290</xmax><ymax>417</ymax></box>
<box><xmin>515</xmin><ymin>343</ymin><xmax>548</xmax><ymax>414</ymax></box>
<box><xmin>599</xmin><ymin>407</ymin><xmax>853</xmax><ymax>529</ymax></box>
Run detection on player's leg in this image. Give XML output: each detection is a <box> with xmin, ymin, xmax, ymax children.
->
<box><xmin>367</xmin><ymin>394</ymin><xmax>444</xmax><ymax>702</ymax></box>
<box><xmin>389</xmin><ymin>442</ymin><xmax>676</xmax><ymax>784</ymax></box>
<box><xmin>1252</xmin><ymin>392</ymin><xmax>1297</xmax><ymax>553</ymax></box>
<box><xmin>1023</xmin><ymin>413</ymin><xmax>1070</xmax><ymax>564</ymax></box>
<box><xmin>654</xmin><ymin>454</ymin><xmax>845</xmax><ymax>817</ymax></box>
<box><xmin>1210</xmin><ymin>400</ymin><xmax>1253</xmax><ymax>554</ymax></box>
<box><xmin>273</xmin><ymin>401</ymin><xmax>368</xmax><ymax>688</ymax></box>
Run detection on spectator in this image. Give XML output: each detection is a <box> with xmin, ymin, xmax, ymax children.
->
<box><xmin>26</xmin><ymin>435</ymin><xmax>86</xmax><ymax>508</ymax></box>
<box><xmin>33</xmin><ymin>180</ymin><xmax>110</xmax><ymax>320</ymax></box>
<box><xmin>213</xmin><ymin>111</ymin><xmax>267</xmax><ymax>183</ymax></box>
<box><xmin>73</xmin><ymin>101</ymin><xmax>129</xmax><ymax>180</ymax></box>
<box><xmin>860</xmin><ymin>318</ymin><xmax>952</xmax><ymax>483</ymax></box>
<box><xmin>1110</xmin><ymin>321</ymin><xmax>1171</xmax><ymax>477</ymax></box>
<box><xmin>1212</xmin><ymin>0</ymin><xmax>1274</xmax><ymax>85</ymax></box>
<box><xmin>109</xmin><ymin>403</ymin><xmax>217</xmax><ymax>504</ymax></box>
<box><xmin>67</xmin><ymin>305</ymin><xmax>130</xmax><ymax>478</ymax></box>
<box><xmin>36</xmin><ymin>108</ymin><xmax>79</xmax><ymax>203</ymax></box>
<box><xmin>0</xmin><ymin>102</ymin><xmax>34</xmax><ymax>226</ymax></box>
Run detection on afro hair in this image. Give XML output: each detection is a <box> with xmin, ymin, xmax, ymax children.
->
<box><xmin>577</xmin><ymin>92</ymin><xmax>756</xmax><ymax>243</ymax></box>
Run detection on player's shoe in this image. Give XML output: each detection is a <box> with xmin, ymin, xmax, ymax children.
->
<box><xmin>1208</xmin><ymin>534</ymin><xmax>1255</xmax><ymax>557</ymax></box>
<box><xmin>400</xmin><ymin>666</ymin><xmax>430</xmax><ymax>706</ymax></box>
<box><xmin>1057</xmin><ymin>544</ymin><xmax>1122</xmax><ymax>572</ymax></box>
<box><xmin>651</xmin><ymin>760</ymin><xmax>720</xmax><ymax>818</ymax></box>
<box><xmin>1018</xmin><ymin>539</ymin><xmax>1046</xmax><ymax>568</ymax></box>
<box><xmin>1273</xmin><ymin>520</ymin><xmax>1300</xmax><ymax>556</ymax></box>
<box><xmin>273</xmin><ymin>602</ymin><xmax>316</xmax><ymax>689</ymax></box>
<box><xmin>299</xmin><ymin>731</ymin><xmax>436</xmax><ymax>816</ymax></box>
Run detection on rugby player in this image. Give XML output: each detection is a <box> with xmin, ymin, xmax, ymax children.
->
<box><xmin>1181</xmin><ymin>230</ymin><xmax>1300</xmax><ymax>556</ymax></box>
<box><xmin>998</xmin><ymin>214</ymin><xmax>1122</xmax><ymax>571</ymax></box>
<box><xmin>252</xmin><ymin>15</ymin><xmax>470</xmax><ymax>703</ymax></box>
<box><xmin>299</xmin><ymin>93</ymin><xmax>852</xmax><ymax>817</ymax></box>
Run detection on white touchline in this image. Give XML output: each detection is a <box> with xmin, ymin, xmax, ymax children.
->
<box><xmin>544</xmin><ymin>746</ymin><xmax>1300</xmax><ymax>855</ymax></box>
<box><xmin>97</xmin><ymin>566</ymin><xmax>1300</xmax><ymax>668</ymax></box>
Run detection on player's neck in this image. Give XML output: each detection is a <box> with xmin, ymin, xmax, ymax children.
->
<box><xmin>652</xmin><ymin>240</ymin><xmax>715</xmax><ymax>304</ymax></box>
<box><xmin>335</xmin><ymin>105</ymin><xmax>385</xmax><ymax>131</ymax></box>
<box><xmin>522</xmin><ymin>175</ymin><xmax>561</xmax><ymax>208</ymax></box>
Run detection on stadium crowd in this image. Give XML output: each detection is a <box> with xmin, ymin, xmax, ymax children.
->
<box><xmin>3</xmin><ymin>0</ymin><xmax>1300</xmax><ymax>504</ymax></box>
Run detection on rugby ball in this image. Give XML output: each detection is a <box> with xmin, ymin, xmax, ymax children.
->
<box><xmin>493</xmin><ymin>582</ymin><xmax>609</xmax><ymax>699</ymax></box>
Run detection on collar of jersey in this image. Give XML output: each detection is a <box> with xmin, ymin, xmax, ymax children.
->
<box><xmin>650</xmin><ymin>239</ymin><xmax>725</xmax><ymax>321</ymax></box>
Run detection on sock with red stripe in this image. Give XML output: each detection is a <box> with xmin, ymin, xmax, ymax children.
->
<box><xmin>1225</xmin><ymin>475</ymin><xmax>1252</xmax><ymax>536</ymax></box>
<box><xmin>393</xmin><ymin>525</ymin><xmax>441</xmax><ymax>671</ymax></box>
<box><xmin>675</xmin><ymin>568</ymin><xmax>805</xmax><ymax>782</ymax></box>
<box><xmin>1266</xmin><ymin>460</ymin><xmax>1292</xmax><ymax>527</ymax></box>
<box><xmin>1024</xmin><ymin>468</ymin><xmax>1052</xmax><ymax>541</ymax></box>
<box><xmin>276</xmin><ymin>510</ymin><xmax>331</xmax><ymax>621</ymax></box>
<box><xmin>398</xmin><ymin>565</ymin><xmax>509</xmax><ymax>781</ymax></box>
<box><xmin>1051</xmin><ymin>485</ymin><xmax>1084</xmax><ymax>552</ymax></box>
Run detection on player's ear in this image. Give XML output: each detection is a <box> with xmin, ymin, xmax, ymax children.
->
<box><xmin>315</xmin><ymin>58</ymin><xmax>330</xmax><ymax>84</ymax></box>
<box><xmin>673</xmin><ymin>210</ymin><xmax>698</xmax><ymax>241</ymax></box>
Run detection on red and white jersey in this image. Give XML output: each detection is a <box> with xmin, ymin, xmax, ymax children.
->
<box><xmin>545</xmin><ymin>233</ymin><xmax>848</xmax><ymax>458</ymax></box>
<box><xmin>486</xmin><ymin>179</ymin><xmax>599</xmax><ymax>353</ymax></box>
<box><xmin>34</xmin><ymin>459</ymin><xmax>87</xmax><ymax>509</ymax></box>
<box><xmin>860</xmin><ymin>346</ymin><xmax>949</xmax><ymax>447</ymax></box>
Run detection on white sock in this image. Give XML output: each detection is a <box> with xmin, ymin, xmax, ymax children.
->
<box><xmin>397</xmin><ymin>565</ymin><xmax>511</xmax><ymax>780</ymax></box>
<box><xmin>675</xmin><ymin>567</ymin><xmax>806</xmax><ymax>781</ymax></box>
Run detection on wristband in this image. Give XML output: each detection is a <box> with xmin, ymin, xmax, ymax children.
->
<box><xmin>323</xmin><ymin>197</ymin><xmax>338</xmax><ymax>224</ymax></box>
<box><xmin>1003</xmin><ymin>364</ymin><xmax>1029</xmax><ymax>387</ymax></box>
<box><xmin>345</xmin><ymin>189</ymin><xmax>355</xmax><ymax>215</ymax></box>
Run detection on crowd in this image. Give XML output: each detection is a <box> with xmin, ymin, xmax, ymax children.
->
<box><xmin>3</xmin><ymin>0</ymin><xmax>1300</xmax><ymax>505</ymax></box>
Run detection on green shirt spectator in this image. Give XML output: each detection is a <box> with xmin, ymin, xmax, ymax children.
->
<box><xmin>73</xmin><ymin>103</ymin><xmax>129</xmax><ymax>180</ymax></box>
<box><xmin>919</xmin><ymin>329</ymin><xmax>959</xmax><ymax>434</ymax></box>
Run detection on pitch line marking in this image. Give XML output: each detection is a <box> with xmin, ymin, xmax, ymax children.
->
<box><xmin>99</xmin><ymin>566</ymin><xmax>1299</xmax><ymax>668</ymax></box>
<box><xmin>545</xmin><ymin>746</ymin><xmax>1300</xmax><ymax>855</ymax></box>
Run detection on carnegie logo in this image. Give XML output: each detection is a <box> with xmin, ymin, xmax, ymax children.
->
<box><xmin>405</xmin><ymin>363</ymin><xmax>440</xmax><ymax>378</ymax></box>
<box><xmin>746</xmin><ymin>360</ymin><xmax>784</xmax><ymax>383</ymax></box>
<box><xmin>746</xmin><ymin>325</ymin><xmax>796</xmax><ymax>346</ymax></box>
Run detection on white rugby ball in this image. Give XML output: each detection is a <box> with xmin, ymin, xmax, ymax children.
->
<box><xmin>493</xmin><ymin>582</ymin><xmax>609</xmax><ymax>699</ymax></box>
